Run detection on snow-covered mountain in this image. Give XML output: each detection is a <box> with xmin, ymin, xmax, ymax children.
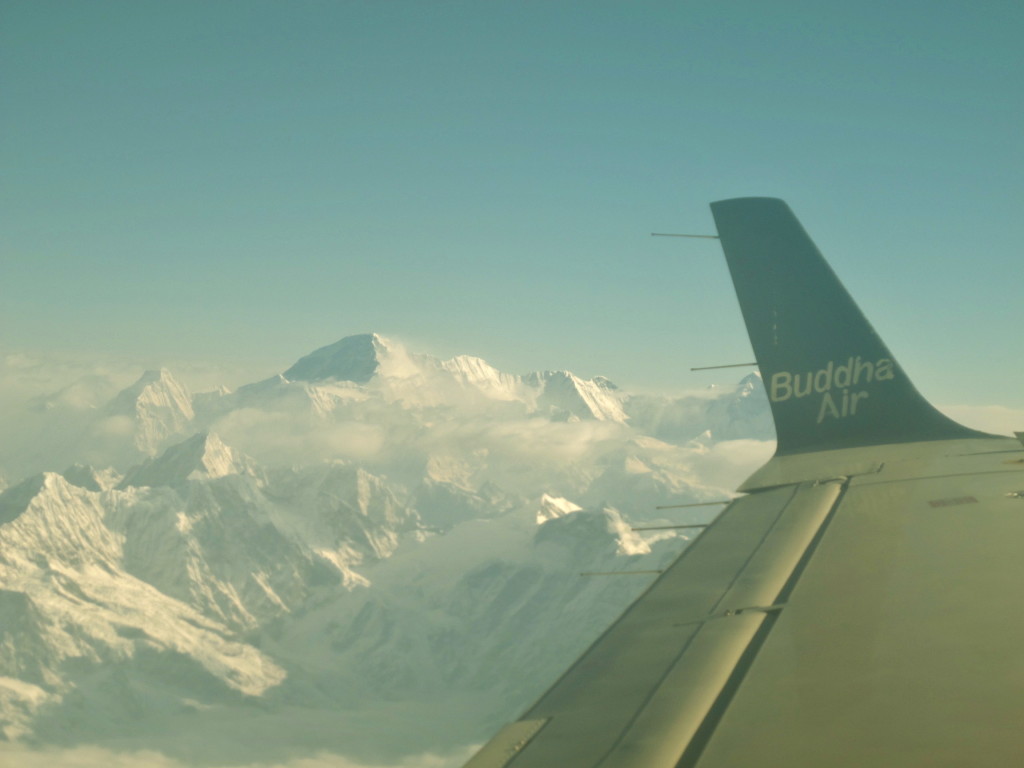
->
<box><xmin>105</xmin><ymin>368</ymin><xmax>195</xmax><ymax>454</ymax></box>
<box><xmin>227</xmin><ymin>333</ymin><xmax>628</xmax><ymax>422</ymax></box>
<box><xmin>0</xmin><ymin>334</ymin><xmax>775</xmax><ymax>766</ymax></box>
<box><xmin>284</xmin><ymin>332</ymin><xmax>419</xmax><ymax>384</ymax></box>
<box><xmin>0</xmin><ymin>472</ymin><xmax>286</xmax><ymax>741</ymax></box>
<box><xmin>624</xmin><ymin>371</ymin><xmax>774</xmax><ymax>443</ymax></box>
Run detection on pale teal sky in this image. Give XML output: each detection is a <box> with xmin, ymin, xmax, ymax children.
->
<box><xmin>3</xmin><ymin>1</ymin><xmax>1022</xmax><ymax>406</ymax></box>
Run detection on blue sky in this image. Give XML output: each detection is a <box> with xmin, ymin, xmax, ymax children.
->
<box><xmin>3</xmin><ymin>0</ymin><xmax>1022</xmax><ymax>407</ymax></box>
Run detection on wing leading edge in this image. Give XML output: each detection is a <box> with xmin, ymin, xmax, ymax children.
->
<box><xmin>462</xmin><ymin>200</ymin><xmax>1022</xmax><ymax>768</ymax></box>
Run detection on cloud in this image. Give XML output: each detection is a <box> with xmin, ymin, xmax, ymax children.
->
<box><xmin>686</xmin><ymin>438</ymin><xmax>776</xmax><ymax>491</ymax></box>
<box><xmin>0</xmin><ymin>744</ymin><xmax>184</xmax><ymax>768</ymax></box>
<box><xmin>214</xmin><ymin>407</ymin><xmax>387</xmax><ymax>466</ymax></box>
<box><xmin>939</xmin><ymin>404</ymin><xmax>1024</xmax><ymax>436</ymax></box>
<box><xmin>447</xmin><ymin>417</ymin><xmax>628</xmax><ymax>463</ymax></box>
<box><xmin>0</xmin><ymin>351</ymin><xmax>277</xmax><ymax>483</ymax></box>
<box><xmin>0</xmin><ymin>745</ymin><xmax>478</xmax><ymax>768</ymax></box>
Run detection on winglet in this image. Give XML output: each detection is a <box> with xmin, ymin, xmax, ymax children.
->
<box><xmin>711</xmin><ymin>198</ymin><xmax>990</xmax><ymax>455</ymax></box>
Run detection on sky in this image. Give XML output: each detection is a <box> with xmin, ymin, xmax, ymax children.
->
<box><xmin>3</xmin><ymin>0</ymin><xmax>1022</xmax><ymax>408</ymax></box>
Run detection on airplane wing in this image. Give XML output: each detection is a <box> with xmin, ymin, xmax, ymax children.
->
<box><xmin>464</xmin><ymin>198</ymin><xmax>1023</xmax><ymax>768</ymax></box>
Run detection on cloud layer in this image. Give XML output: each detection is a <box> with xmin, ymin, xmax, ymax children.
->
<box><xmin>0</xmin><ymin>745</ymin><xmax>477</xmax><ymax>768</ymax></box>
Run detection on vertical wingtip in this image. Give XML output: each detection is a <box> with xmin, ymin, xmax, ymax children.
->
<box><xmin>710</xmin><ymin>198</ymin><xmax>990</xmax><ymax>454</ymax></box>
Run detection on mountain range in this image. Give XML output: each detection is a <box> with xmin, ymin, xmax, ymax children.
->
<box><xmin>0</xmin><ymin>334</ymin><xmax>774</xmax><ymax>766</ymax></box>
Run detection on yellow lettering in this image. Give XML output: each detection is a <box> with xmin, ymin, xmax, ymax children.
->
<box><xmin>817</xmin><ymin>391</ymin><xmax>841</xmax><ymax>423</ymax></box>
<box><xmin>875</xmin><ymin>359</ymin><xmax>895</xmax><ymax>381</ymax></box>
<box><xmin>854</xmin><ymin>357</ymin><xmax>874</xmax><ymax>385</ymax></box>
<box><xmin>770</xmin><ymin>372</ymin><xmax>793</xmax><ymax>402</ymax></box>
<box><xmin>834</xmin><ymin>357</ymin><xmax>853</xmax><ymax>388</ymax></box>
<box><xmin>850</xmin><ymin>390</ymin><xmax>869</xmax><ymax>414</ymax></box>
<box><xmin>793</xmin><ymin>373</ymin><xmax>813</xmax><ymax>398</ymax></box>
<box><xmin>814</xmin><ymin>361</ymin><xmax>834</xmax><ymax>393</ymax></box>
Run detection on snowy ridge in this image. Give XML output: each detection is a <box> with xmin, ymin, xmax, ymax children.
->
<box><xmin>29</xmin><ymin>374</ymin><xmax>117</xmax><ymax>413</ymax></box>
<box><xmin>536</xmin><ymin>493</ymin><xmax>582</xmax><ymax>524</ymax></box>
<box><xmin>0</xmin><ymin>333</ymin><xmax>776</xmax><ymax>765</ymax></box>
<box><xmin>105</xmin><ymin>369</ymin><xmax>195</xmax><ymax>454</ymax></box>
<box><xmin>118</xmin><ymin>432</ymin><xmax>252</xmax><ymax>488</ymax></box>
<box><xmin>0</xmin><ymin>473</ymin><xmax>286</xmax><ymax>741</ymax></box>
<box><xmin>251</xmin><ymin>334</ymin><xmax>631</xmax><ymax>421</ymax></box>
<box><xmin>440</xmin><ymin>354</ymin><xmax>524</xmax><ymax>402</ymax></box>
<box><xmin>623</xmin><ymin>371</ymin><xmax>773</xmax><ymax>443</ymax></box>
<box><xmin>527</xmin><ymin>370</ymin><xmax>629</xmax><ymax>422</ymax></box>
<box><xmin>284</xmin><ymin>333</ymin><xmax>421</xmax><ymax>384</ymax></box>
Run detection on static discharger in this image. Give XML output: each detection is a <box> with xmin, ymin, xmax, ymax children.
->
<box><xmin>631</xmin><ymin>523</ymin><xmax>710</xmax><ymax>531</ymax></box>
<box><xmin>654</xmin><ymin>235</ymin><xmax>756</xmax><ymax>373</ymax></box>
<box><xmin>690</xmin><ymin>362</ymin><xmax>758</xmax><ymax>371</ymax></box>
<box><xmin>655</xmin><ymin>500</ymin><xmax>731</xmax><ymax>510</ymax></box>
<box><xmin>673</xmin><ymin>604</ymin><xmax>786</xmax><ymax>628</ymax></box>
<box><xmin>580</xmin><ymin>570</ymin><xmax>665</xmax><ymax>577</ymax></box>
<box><xmin>651</xmin><ymin>233</ymin><xmax>720</xmax><ymax>239</ymax></box>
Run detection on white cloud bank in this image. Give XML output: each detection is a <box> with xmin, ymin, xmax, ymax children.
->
<box><xmin>939</xmin><ymin>405</ymin><xmax>1024</xmax><ymax>436</ymax></box>
<box><xmin>0</xmin><ymin>744</ymin><xmax>477</xmax><ymax>768</ymax></box>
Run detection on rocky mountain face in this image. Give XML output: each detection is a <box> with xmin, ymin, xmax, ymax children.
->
<box><xmin>0</xmin><ymin>334</ymin><xmax>774</xmax><ymax>766</ymax></box>
<box><xmin>104</xmin><ymin>368</ymin><xmax>195</xmax><ymax>454</ymax></box>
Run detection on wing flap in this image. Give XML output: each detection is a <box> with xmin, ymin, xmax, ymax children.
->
<box><xmin>475</xmin><ymin>481</ymin><xmax>843</xmax><ymax>768</ymax></box>
<box><xmin>595</xmin><ymin>480</ymin><xmax>841</xmax><ymax>768</ymax></box>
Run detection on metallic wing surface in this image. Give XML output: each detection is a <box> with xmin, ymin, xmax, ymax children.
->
<box><xmin>463</xmin><ymin>198</ymin><xmax>1022</xmax><ymax>768</ymax></box>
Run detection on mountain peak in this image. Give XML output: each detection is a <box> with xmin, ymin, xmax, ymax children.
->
<box><xmin>527</xmin><ymin>370</ymin><xmax>628</xmax><ymax>423</ymax></box>
<box><xmin>284</xmin><ymin>334</ymin><xmax>383</xmax><ymax>384</ymax></box>
<box><xmin>119</xmin><ymin>432</ymin><xmax>249</xmax><ymax>488</ymax></box>
<box><xmin>735</xmin><ymin>371</ymin><xmax>766</xmax><ymax>397</ymax></box>
<box><xmin>104</xmin><ymin>368</ymin><xmax>194</xmax><ymax>455</ymax></box>
<box><xmin>106</xmin><ymin>368</ymin><xmax>193</xmax><ymax>420</ymax></box>
<box><xmin>136</xmin><ymin>368</ymin><xmax>167</xmax><ymax>385</ymax></box>
<box><xmin>283</xmin><ymin>333</ymin><xmax>420</xmax><ymax>384</ymax></box>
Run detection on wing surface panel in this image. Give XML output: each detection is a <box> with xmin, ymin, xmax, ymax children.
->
<box><xmin>692</xmin><ymin>451</ymin><xmax>1024</xmax><ymax>767</ymax></box>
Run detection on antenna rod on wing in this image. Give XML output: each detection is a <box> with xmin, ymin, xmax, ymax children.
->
<box><xmin>690</xmin><ymin>362</ymin><xmax>758</xmax><ymax>371</ymax></box>
<box><xmin>655</xmin><ymin>500</ymin><xmax>731</xmax><ymax>510</ymax></box>
<box><xmin>651</xmin><ymin>233</ymin><xmax>720</xmax><ymax>239</ymax></box>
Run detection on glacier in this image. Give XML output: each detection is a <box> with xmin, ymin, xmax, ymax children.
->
<box><xmin>0</xmin><ymin>335</ymin><xmax>774</xmax><ymax>766</ymax></box>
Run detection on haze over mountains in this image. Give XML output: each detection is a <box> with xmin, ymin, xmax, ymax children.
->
<box><xmin>0</xmin><ymin>334</ymin><xmax>774</xmax><ymax>767</ymax></box>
